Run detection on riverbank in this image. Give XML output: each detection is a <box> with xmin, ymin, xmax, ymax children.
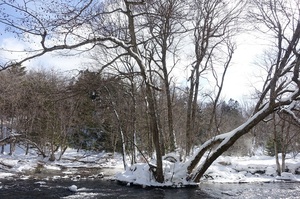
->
<box><xmin>115</xmin><ymin>153</ymin><xmax>300</xmax><ymax>187</ymax></box>
<box><xmin>200</xmin><ymin>154</ymin><xmax>300</xmax><ymax>183</ymax></box>
<box><xmin>0</xmin><ymin>146</ymin><xmax>124</xmax><ymax>181</ymax></box>
<box><xmin>0</xmin><ymin>146</ymin><xmax>300</xmax><ymax>185</ymax></box>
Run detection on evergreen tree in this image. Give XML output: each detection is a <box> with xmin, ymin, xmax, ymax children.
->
<box><xmin>265</xmin><ymin>138</ymin><xmax>282</xmax><ymax>156</ymax></box>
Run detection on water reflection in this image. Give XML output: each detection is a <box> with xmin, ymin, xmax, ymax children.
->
<box><xmin>200</xmin><ymin>182</ymin><xmax>300</xmax><ymax>199</ymax></box>
<box><xmin>0</xmin><ymin>178</ymin><xmax>299</xmax><ymax>199</ymax></box>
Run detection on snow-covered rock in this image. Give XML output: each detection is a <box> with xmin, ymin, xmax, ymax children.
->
<box><xmin>68</xmin><ymin>185</ymin><xmax>78</xmax><ymax>192</ymax></box>
<box><xmin>34</xmin><ymin>181</ymin><xmax>47</xmax><ymax>185</ymax></box>
<box><xmin>265</xmin><ymin>166</ymin><xmax>276</xmax><ymax>176</ymax></box>
<box><xmin>116</xmin><ymin>163</ymin><xmax>153</xmax><ymax>186</ymax></box>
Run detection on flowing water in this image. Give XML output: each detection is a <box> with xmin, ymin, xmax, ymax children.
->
<box><xmin>0</xmin><ymin>178</ymin><xmax>299</xmax><ymax>199</ymax></box>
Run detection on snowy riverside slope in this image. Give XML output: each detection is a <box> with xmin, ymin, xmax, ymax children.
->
<box><xmin>0</xmin><ymin>145</ymin><xmax>300</xmax><ymax>187</ymax></box>
<box><xmin>115</xmin><ymin>151</ymin><xmax>300</xmax><ymax>187</ymax></box>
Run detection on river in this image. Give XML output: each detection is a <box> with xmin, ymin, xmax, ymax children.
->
<box><xmin>0</xmin><ymin>178</ymin><xmax>299</xmax><ymax>199</ymax></box>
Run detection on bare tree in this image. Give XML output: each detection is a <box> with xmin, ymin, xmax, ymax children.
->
<box><xmin>0</xmin><ymin>0</ymin><xmax>165</xmax><ymax>182</ymax></box>
<box><xmin>185</xmin><ymin>0</ymin><xmax>244</xmax><ymax>156</ymax></box>
<box><xmin>269</xmin><ymin>108</ymin><xmax>300</xmax><ymax>175</ymax></box>
<box><xmin>143</xmin><ymin>0</ymin><xmax>187</xmax><ymax>152</ymax></box>
<box><xmin>186</xmin><ymin>0</ymin><xmax>300</xmax><ymax>182</ymax></box>
<box><xmin>17</xmin><ymin>70</ymin><xmax>76</xmax><ymax>160</ymax></box>
<box><xmin>0</xmin><ymin>65</ymin><xmax>26</xmax><ymax>154</ymax></box>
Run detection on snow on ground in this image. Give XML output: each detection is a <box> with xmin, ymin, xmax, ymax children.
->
<box><xmin>115</xmin><ymin>153</ymin><xmax>300</xmax><ymax>187</ymax></box>
<box><xmin>0</xmin><ymin>144</ymin><xmax>300</xmax><ymax>187</ymax></box>
<box><xmin>0</xmin><ymin>144</ymin><xmax>124</xmax><ymax>180</ymax></box>
<box><xmin>203</xmin><ymin>154</ymin><xmax>300</xmax><ymax>183</ymax></box>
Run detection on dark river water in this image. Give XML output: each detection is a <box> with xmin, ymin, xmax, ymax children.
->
<box><xmin>0</xmin><ymin>178</ymin><xmax>299</xmax><ymax>199</ymax></box>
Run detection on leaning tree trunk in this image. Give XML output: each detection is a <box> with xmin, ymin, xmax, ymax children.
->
<box><xmin>188</xmin><ymin>17</ymin><xmax>300</xmax><ymax>182</ymax></box>
<box><xmin>188</xmin><ymin>102</ymin><xmax>287</xmax><ymax>182</ymax></box>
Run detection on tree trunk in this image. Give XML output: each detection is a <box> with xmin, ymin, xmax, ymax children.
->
<box><xmin>274</xmin><ymin>140</ymin><xmax>281</xmax><ymax>176</ymax></box>
<box><xmin>281</xmin><ymin>152</ymin><xmax>286</xmax><ymax>173</ymax></box>
<box><xmin>186</xmin><ymin>72</ymin><xmax>195</xmax><ymax>156</ymax></box>
<box><xmin>273</xmin><ymin>113</ymin><xmax>281</xmax><ymax>176</ymax></box>
<box><xmin>124</xmin><ymin>0</ymin><xmax>164</xmax><ymax>182</ymax></box>
<box><xmin>9</xmin><ymin>140</ymin><xmax>15</xmax><ymax>156</ymax></box>
<box><xmin>164</xmin><ymin>79</ymin><xmax>176</xmax><ymax>152</ymax></box>
<box><xmin>146</xmin><ymin>86</ymin><xmax>164</xmax><ymax>182</ymax></box>
<box><xmin>105</xmin><ymin>86</ymin><xmax>127</xmax><ymax>170</ymax></box>
<box><xmin>49</xmin><ymin>151</ymin><xmax>56</xmax><ymax>161</ymax></box>
<box><xmin>58</xmin><ymin>146</ymin><xmax>68</xmax><ymax>161</ymax></box>
<box><xmin>130</xmin><ymin>86</ymin><xmax>137</xmax><ymax>165</ymax></box>
<box><xmin>189</xmin><ymin>103</ymin><xmax>278</xmax><ymax>182</ymax></box>
<box><xmin>157</xmin><ymin>111</ymin><xmax>165</xmax><ymax>156</ymax></box>
<box><xmin>0</xmin><ymin>119</ymin><xmax>4</xmax><ymax>154</ymax></box>
<box><xmin>25</xmin><ymin>143</ymin><xmax>29</xmax><ymax>155</ymax></box>
<box><xmin>161</xmin><ymin>43</ymin><xmax>175</xmax><ymax>152</ymax></box>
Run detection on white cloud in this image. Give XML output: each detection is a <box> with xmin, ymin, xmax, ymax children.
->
<box><xmin>222</xmin><ymin>32</ymin><xmax>268</xmax><ymax>101</ymax></box>
<box><xmin>0</xmin><ymin>30</ymin><xmax>267</xmax><ymax>101</ymax></box>
<box><xmin>0</xmin><ymin>36</ymin><xmax>90</xmax><ymax>73</ymax></box>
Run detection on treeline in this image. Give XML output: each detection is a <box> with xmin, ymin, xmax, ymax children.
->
<box><xmin>1</xmin><ymin>65</ymin><xmax>299</xmax><ymax>162</ymax></box>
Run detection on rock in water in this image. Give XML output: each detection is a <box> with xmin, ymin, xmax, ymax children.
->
<box><xmin>68</xmin><ymin>185</ymin><xmax>78</xmax><ymax>192</ymax></box>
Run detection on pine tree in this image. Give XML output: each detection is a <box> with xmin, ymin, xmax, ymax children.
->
<box><xmin>265</xmin><ymin>138</ymin><xmax>282</xmax><ymax>156</ymax></box>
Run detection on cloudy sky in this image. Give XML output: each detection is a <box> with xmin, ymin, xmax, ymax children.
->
<box><xmin>223</xmin><ymin>33</ymin><xmax>266</xmax><ymax>101</ymax></box>
<box><xmin>0</xmin><ymin>31</ymin><xmax>267</xmax><ymax>102</ymax></box>
<box><xmin>0</xmin><ymin>3</ymin><xmax>268</xmax><ymax>103</ymax></box>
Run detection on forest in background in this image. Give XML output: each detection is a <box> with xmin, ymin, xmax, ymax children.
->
<box><xmin>1</xmin><ymin>64</ymin><xmax>300</xmax><ymax>169</ymax></box>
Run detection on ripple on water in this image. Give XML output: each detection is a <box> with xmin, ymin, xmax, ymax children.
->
<box><xmin>0</xmin><ymin>178</ymin><xmax>299</xmax><ymax>199</ymax></box>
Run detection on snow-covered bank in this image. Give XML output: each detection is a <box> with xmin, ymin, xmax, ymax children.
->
<box><xmin>0</xmin><ymin>146</ymin><xmax>124</xmax><ymax>180</ymax></box>
<box><xmin>115</xmin><ymin>153</ymin><xmax>300</xmax><ymax>187</ymax></box>
<box><xmin>202</xmin><ymin>154</ymin><xmax>300</xmax><ymax>183</ymax></box>
<box><xmin>1</xmin><ymin>145</ymin><xmax>300</xmax><ymax>187</ymax></box>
